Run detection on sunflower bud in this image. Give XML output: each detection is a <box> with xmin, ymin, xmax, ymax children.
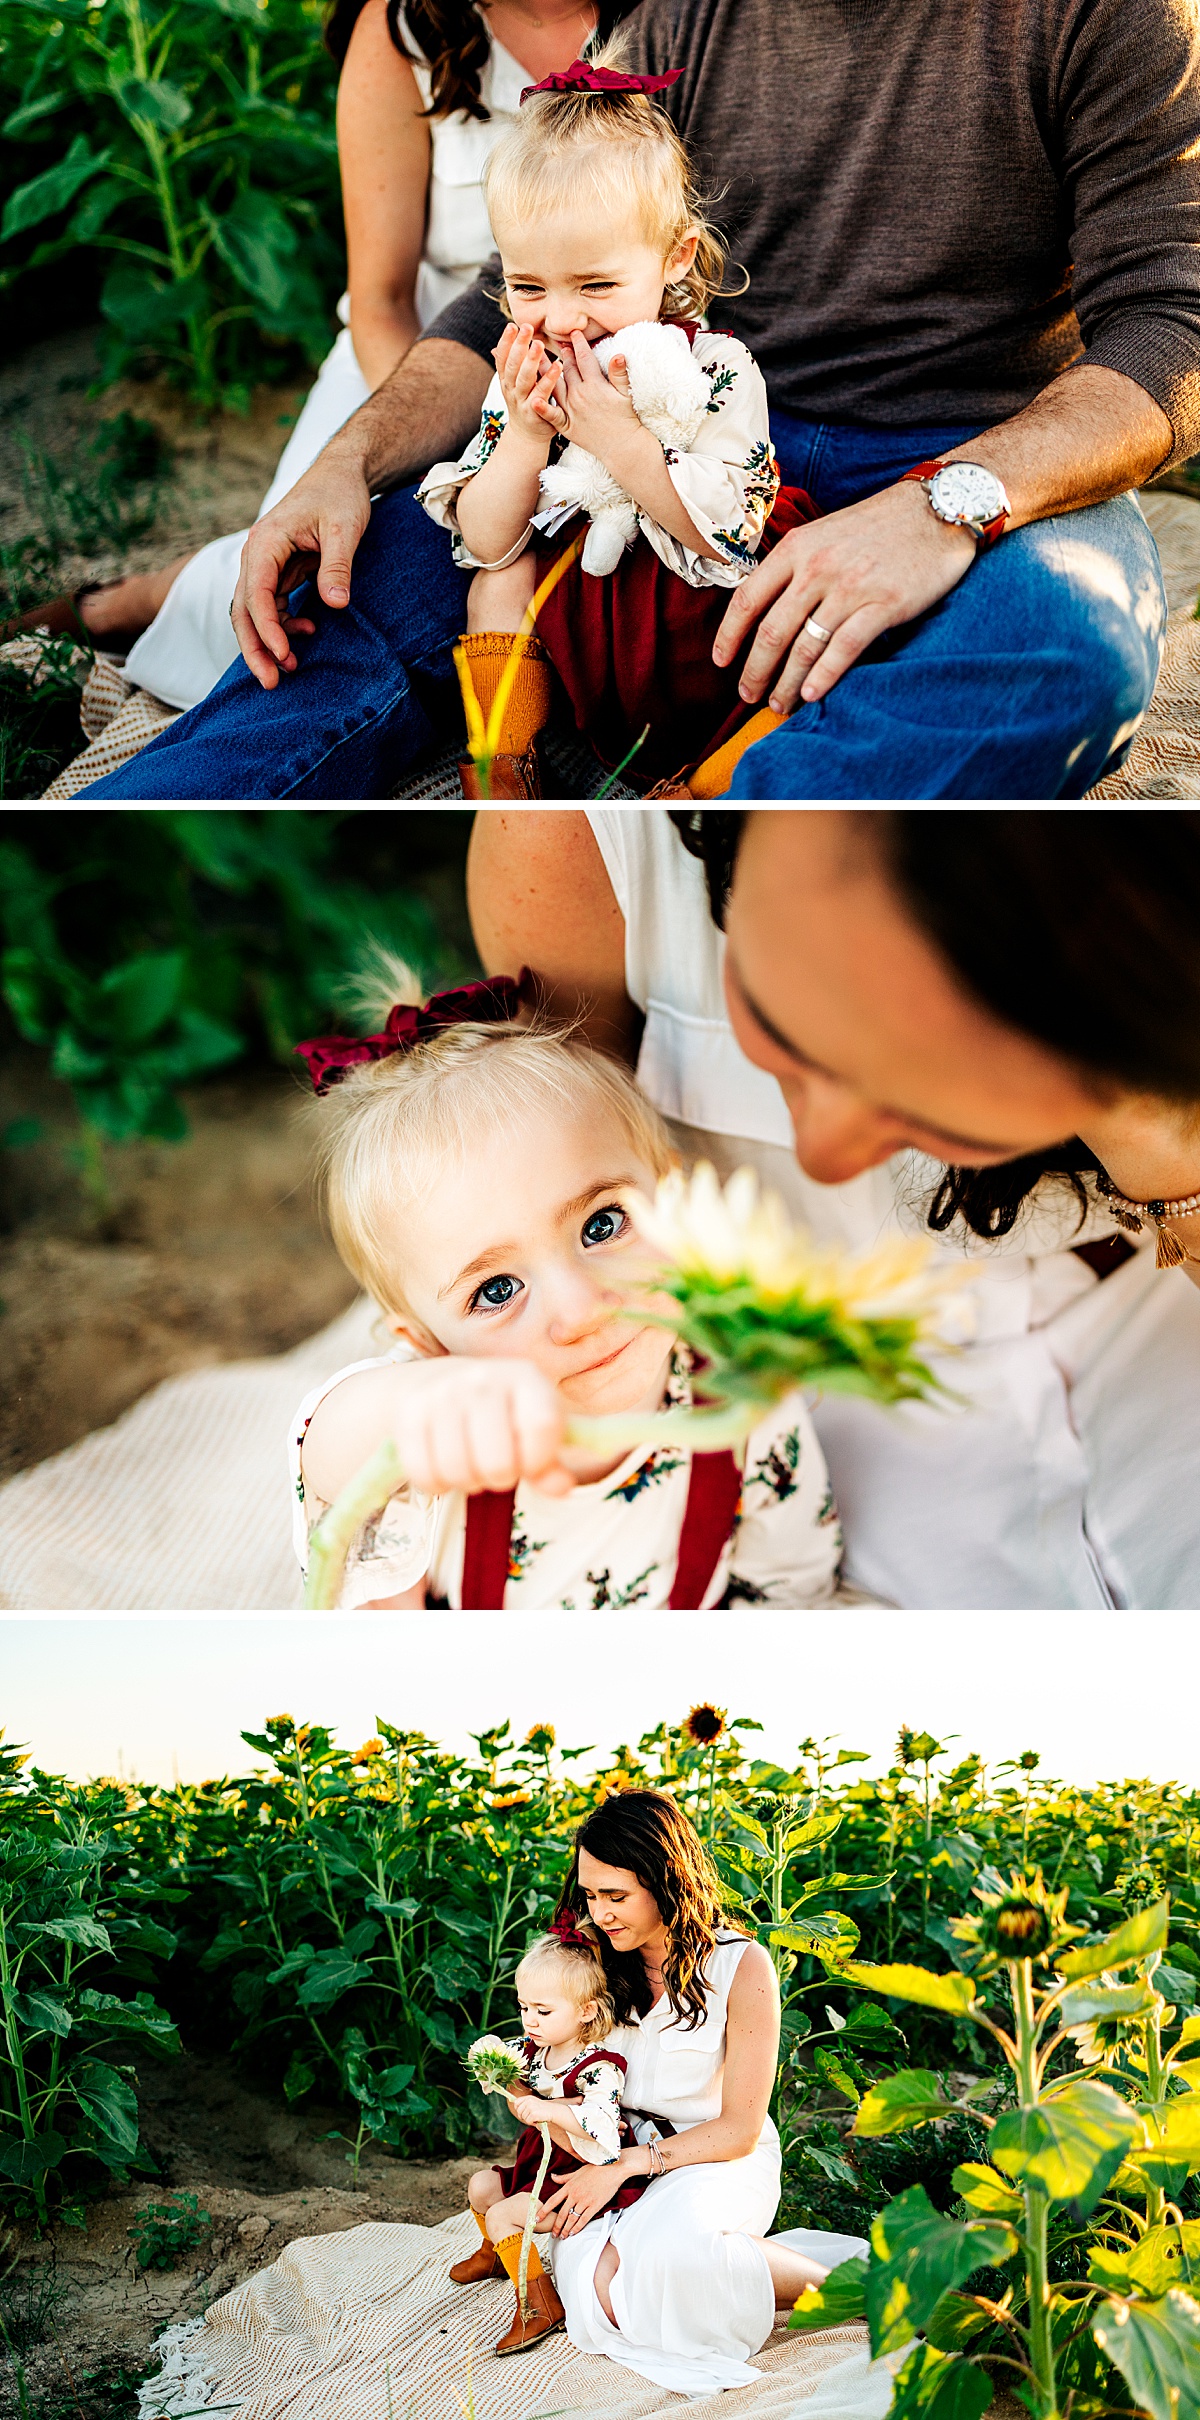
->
<box><xmin>984</xmin><ymin>1896</ymin><xmax>1053</xmax><ymax>1959</ymax></box>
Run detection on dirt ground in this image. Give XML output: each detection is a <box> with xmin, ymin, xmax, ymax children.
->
<box><xmin>0</xmin><ymin>1054</ymin><xmax>357</xmax><ymax>1482</ymax></box>
<box><xmin>0</xmin><ymin>2046</ymin><xmax>479</xmax><ymax>2418</ymax></box>
<box><xmin>0</xmin><ymin>325</ymin><xmax>308</xmax><ymax>600</ymax></box>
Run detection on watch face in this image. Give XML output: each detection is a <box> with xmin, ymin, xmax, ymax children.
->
<box><xmin>929</xmin><ymin>462</ymin><xmax>1006</xmax><ymax>527</ymax></box>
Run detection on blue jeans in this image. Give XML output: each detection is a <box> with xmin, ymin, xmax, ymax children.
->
<box><xmin>84</xmin><ymin>412</ymin><xmax>1166</xmax><ymax>799</ymax></box>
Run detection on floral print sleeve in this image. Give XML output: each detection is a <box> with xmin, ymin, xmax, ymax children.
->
<box><xmin>416</xmin><ymin>376</ymin><xmax>519</xmax><ymax>572</ymax></box>
<box><xmin>721</xmin><ymin>1389</ymin><xmax>844</xmax><ymax>1607</ymax></box>
<box><xmin>289</xmin><ymin>1353</ymin><xmax>441</xmax><ymax>1609</ymax></box>
<box><xmin>647</xmin><ymin>334</ymin><xmax>781</xmax><ymax>591</ymax></box>
<box><xmin>564</xmin><ymin>2052</ymin><xmax>627</xmax><ymax>2163</ymax></box>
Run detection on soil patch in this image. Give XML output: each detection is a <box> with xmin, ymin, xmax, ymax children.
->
<box><xmin>0</xmin><ymin>326</ymin><xmax>308</xmax><ymax>603</ymax></box>
<box><xmin>0</xmin><ymin>2046</ymin><xmax>479</xmax><ymax>2417</ymax></box>
<box><xmin>0</xmin><ymin>1057</ymin><xmax>356</xmax><ymax>1482</ymax></box>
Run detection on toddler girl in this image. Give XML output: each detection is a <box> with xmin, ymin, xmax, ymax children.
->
<box><xmin>289</xmin><ymin>972</ymin><xmax>843</xmax><ymax>1611</ymax></box>
<box><xmin>417</xmin><ymin>53</ymin><xmax>816</xmax><ymax>796</ymax></box>
<box><xmin>453</xmin><ymin>1916</ymin><xmax>644</xmax><ymax>2355</ymax></box>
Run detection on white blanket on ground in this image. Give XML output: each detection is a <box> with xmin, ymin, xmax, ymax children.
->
<box><xmin>137</xmin><ymin>2212</ymin><xmax>887</xmax><ymax>2420</ymax></box>
<box><xmin>0</xmin><ymin>1295</ymin><xmax>381</xmax><ymax>1611</ymax></box>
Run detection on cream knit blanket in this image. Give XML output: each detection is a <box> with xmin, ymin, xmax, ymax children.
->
<box><xmin>137</xmin><ymin>2212</ymin><xmax>882</xmax><ymax>2420</ymax></box>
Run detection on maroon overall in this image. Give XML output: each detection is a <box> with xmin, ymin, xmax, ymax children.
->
<box><xmin>493</xmin><ymin>2043</ymin><xmax>650</xmax><ymax>2214</ymax></box>
<box><xmin>460</xmin><ymin>1449</ymin><xmax>743</xmax><ymax>1610</ymax></box>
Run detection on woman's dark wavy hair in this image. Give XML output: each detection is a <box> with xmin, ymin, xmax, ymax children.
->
<box><xmin>555</xmin><ymin>1789</ymin><xmax>739</xmax><ymax>2030</ymax></box>
<box><xmin>667</xmin><ymin>808</ymin><xmax>1200</xmax><ymax>1241</ymax></box>
<box><xmin>325</xmin><ymin>0</ymin><xmax>630</xmax><ymax>121</ymax></box>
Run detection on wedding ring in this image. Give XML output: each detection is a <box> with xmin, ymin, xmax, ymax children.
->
<box><xmin>803</xmin><ymin>615</ymin><xmax>833</xmax><ymax>644</ymax></box>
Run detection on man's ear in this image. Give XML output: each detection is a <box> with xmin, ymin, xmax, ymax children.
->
<box><xmin>385</xmin><ymin>1313</ymin><xmax>448</xmax><ymax>1359</ymax></box>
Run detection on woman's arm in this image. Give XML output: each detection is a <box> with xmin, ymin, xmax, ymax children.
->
<box><xmin>466</xmin><ymin>810</ymin><xmax>640</xmax><ymax>1062</ymax></box>
<box><xmin>337</xmin><ymin>0</ymin><xmax>430</xmax><ymax>392</ymax></box>
<box><xmin>544</xmin><ymin>1941</ymin><xmax>781</xmax><ymax>2236</ymax></box>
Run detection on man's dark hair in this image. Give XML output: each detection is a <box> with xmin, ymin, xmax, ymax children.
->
<box><xmin>667</xmin><ymin>809</ymin><xmax>1200</xmax><ymax>1240</ymax></box>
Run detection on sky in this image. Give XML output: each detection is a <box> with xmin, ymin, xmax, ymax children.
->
<box><xmin>2</xmin><ymin>1612</ymin><xmax>1197</xmax><ymax>1789</ymax></box>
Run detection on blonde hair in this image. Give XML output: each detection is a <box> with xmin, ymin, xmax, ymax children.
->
<box><xmin>312</xmin><ymin>967</ymin><xmax>675</xmax><ymax>1323</ymax></box>
<box><xmin>483</xmin><ymin>43</ymin><xmax>736</xmax><ymax>322</ymax></box>
<box><xmin>516</xmin><ymin>1929</ymin><xmax>616</xmax><ymax>2048</ymax></box>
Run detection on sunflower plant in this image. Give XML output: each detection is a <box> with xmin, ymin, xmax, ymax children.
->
<box><xmin>464</xmin><ymin>2034</ymin><xmax>549</xmax><ymax>2318</ymax></box>
<box><xmin>791</xmin><ymin>1875</ymin><xmax>1200</xmax><ymax>2420</ymax></box>
<box><xmin>304</xmin><ymin>1165</ymin><xmax>966</xmax><ymax>1607</ymax></box>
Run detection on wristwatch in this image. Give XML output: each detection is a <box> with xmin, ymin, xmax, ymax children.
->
<box><xmin>900</xmin><ymin>459</ymin><xmax>1011</xmax><ymax>550</ymax></box>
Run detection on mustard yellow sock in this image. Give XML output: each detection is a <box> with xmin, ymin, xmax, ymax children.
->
<box><xmin>471</xmin><ymin>2205</ymin><xmax>491</xmax><ymax>2240</ymax></box>
<box><xmin>493</xmin><ymin>2230</ymin><xmax>545</xmax><ymax>2286</ymax></box>
<box><xmin>459</xmin><ymin>632</ymin><xmax>552</xmax><ymax>755</ymax></box>
<box><xmin>686</xmin><ymin>706</ymin><xmax>785</xmax><ymax>797</ymax></box>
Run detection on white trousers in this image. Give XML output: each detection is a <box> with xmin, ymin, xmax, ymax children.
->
<box><xmin>122</xmin><ymin>327</ymin><xmax>370</xmax><ymax>712</ymax></box>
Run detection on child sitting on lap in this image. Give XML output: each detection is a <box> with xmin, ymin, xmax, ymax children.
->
<box><xmin>417</xmin><ymin>51</ymin><xmax>815</xmax><ymax>797</ymax></box>
<box><xmin>289</xmin><ymin>970</ymin><xmax>843</xmax><ymax>1612</ymax></box>
<box><xmin>454</xmin><ymin>1917</ymin><xmax>644</xmax><ymax>2356</ymax></box>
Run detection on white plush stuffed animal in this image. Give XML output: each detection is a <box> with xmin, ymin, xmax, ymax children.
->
<box><xmin>537</xmin><ymin>319</ymin><xmax>712</xmax><ymax>576</ymax></box>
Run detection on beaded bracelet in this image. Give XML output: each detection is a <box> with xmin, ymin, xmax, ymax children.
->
<box><xmin>1095</xmin><ymin>1172</ymin><xmax>1200</xmax><ymax>1269</ymax></box>
<box><xmin>646</xmin><ymin>2136</ymin><xmax>667</xmax><ymax>2178</ymax></box>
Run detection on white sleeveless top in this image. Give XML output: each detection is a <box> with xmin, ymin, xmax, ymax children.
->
<box><xmin>582</xmin><ymin>809</ymin><xmax>1168</xmax><ymax>1612</ymax></box>
<box><xmin>401</xmin><ymin>19</ymin><xmax>527</xmax><ymax>329</ymax></box>
<box><xmin>621</xmin><ymin>1934</ymin><xmax>767</xmax><ymax>2132</ymax></box>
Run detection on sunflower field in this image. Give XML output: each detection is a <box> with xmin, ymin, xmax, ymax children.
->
<box><xmin>2</xmin><ymin>1704</ymin><xmax>1198</xmax><ymax>2250</ymax></box>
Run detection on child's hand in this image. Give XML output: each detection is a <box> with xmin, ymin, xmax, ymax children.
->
<box><xmin>552</xmin><ymin>335</ymin><xmax>643</xmax><ymax>464</ymax></box>
<box><xmin>495</xmin><ymin>324</ymin><xmax>566</xmax><ymax>450</ymax></box>
<box><xmin>385</xmin><ymin>1357</ymin><xmax>576</xmax><ymax>1499</ymax></box>
<box><xmin>508</xmin><ymin>2092</ymin><xmax>551</xmax><ymax>2127</ymax></box>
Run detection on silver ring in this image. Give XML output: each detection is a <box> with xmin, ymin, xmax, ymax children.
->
<box><xmin>803</xmin><ymin>615</ymin><xmax>833</xmax><ymax>644</ymax></box>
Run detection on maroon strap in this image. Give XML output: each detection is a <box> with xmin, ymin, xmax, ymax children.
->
<box><xmin>460</xmin><ymin>1488</ymin><xmax>517</xmax><ymax>1608</ymax></box>
<box><xmin>459</xmin><ymin>1448</ymin><xmax>742</xmax><ymax>1609</ymax></box>
<box><xmin>669</xmin><ymin>1449</ymin><xmax>743</xmax><ymax>1608</ymax></box>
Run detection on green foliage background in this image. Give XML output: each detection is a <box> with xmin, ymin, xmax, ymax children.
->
<box><xmin>1</xmin><ymin>0</ymin><xmax>343</xmax><ymax>409</ymax></box>
<box><xmin>0</xmin><ymin>808</ymin><xmax>475</xmax><ymax>1189</ymax></box>
<box><xmin>2</xmin><ymin>1709</ymin><xmax>1198</xmax><ymax>2235</ymax></box>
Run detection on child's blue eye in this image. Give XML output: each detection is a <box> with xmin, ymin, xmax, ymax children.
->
<box><xmin>471</xmin><ymin>1273</ymin><xmax>522</xmax><ymax>1312</ymax></box>
<box><xmin>581</xmin><ymin>1206</ymin><xmax>627</xmax><ymax>1247</ymax></box>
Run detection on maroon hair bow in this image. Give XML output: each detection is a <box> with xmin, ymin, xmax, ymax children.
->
<box><xmin>295</xmin><ymin>973</ymin><xmax>524</xmax><ymax>1097</ymax></box>
<box><xmin>551</xmin><ymin>1908</ymin><xmax>596</xmax><ymax>1953</ymax></box>
<box><xmin>521</xmin><ymin>59</ymin><xmax>683</xmax><ymax>103</ymax></box>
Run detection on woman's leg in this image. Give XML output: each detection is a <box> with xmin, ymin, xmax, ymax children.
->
<box><xmin>594</xmin><ymin>2239</ymin><xmax>620</xmax><ymax>2324</ymax></box>
<box><xmin>77</xmin><ymin>554</ymin><xmax>199</xmax><ymax>647</ymax></box>
<box><xmin>750</xmin><ymin>2236</ymin><xmax>829</xmax><ymax>2308</ymax></box>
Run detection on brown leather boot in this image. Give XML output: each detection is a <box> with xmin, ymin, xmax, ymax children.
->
<box><xmin>458</xmin><ymin>742</ymin><xmax>542</xmax><ymax>799</ymax></box>
<box><xmin>449</xmin><ymin>2237</ymin><xmax>504</xmax><ymax>2284</ymax></box>
<box><xmin>493</xmin><ymin>2268</ymin><xmax>566</xmax><ymax>2356</ymax></box>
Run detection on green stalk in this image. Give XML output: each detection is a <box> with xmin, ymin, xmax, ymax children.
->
<box><xmin>1011</xmin><ymin>1957</ymin><xmax>1060</xmax><ymax>2420</ymax></box>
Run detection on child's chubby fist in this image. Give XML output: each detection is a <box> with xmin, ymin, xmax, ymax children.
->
<box><xmin>384</xmin><ymin>1355</ymin><xmax>577</xmax><ymax>1499</ymax></box>
<box><xmin>494</xmin><ymin>322</ymin><xmax>568</xmax><ymax>446</ymax></box>
<box><xmin>507</xmin><ymin>2090</ymin><xmax>553</xmax><ymax>2127</ymax></box>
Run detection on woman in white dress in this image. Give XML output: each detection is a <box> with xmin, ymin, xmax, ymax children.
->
<box><xmin>538</xmin><ymin>1790</ymin><xmax>842</xmax><ymax>2395</ymax></box>
<box><xmin>468</xmin><ymin>806</ymin><xmax>1200</xmax><ymax>1611</ymax></box>
<box><xmin>21</xmin><ymin>0</ymin><xmax>624</xmax><ymax>705</ymax></box>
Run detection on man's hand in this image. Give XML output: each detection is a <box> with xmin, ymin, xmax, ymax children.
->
<box><xmin>229</xmin><ymin>335</ymin><xmax>493</xmax><ymax>688</ymax></box>
<box><xmin>231</xmin><ymin>454</ymin><xmax>374</xmax><ymax>689</ymax></box>
<box><xmin>714</xmin><ymin>479</ymin><xmax>975</xmax><ymax>714</ymax></box>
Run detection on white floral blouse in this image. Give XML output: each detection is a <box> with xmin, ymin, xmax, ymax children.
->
<box><xmin>522</xmin><ymin>2037</ymin><xmax>630</xmax><ymax>2162</ymax></box>
<box><xmin>417</xmin><ymin>331</ymin><xmax>781</xmax><ymax>591</ymax></box>
<box><xmin>289</xmin><ymin>1345</ymin><xmax>842</xmax><ymax>1612</ymax></box>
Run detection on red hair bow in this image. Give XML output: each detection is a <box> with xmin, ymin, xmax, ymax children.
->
<box><xmin>521</xmin><ymin>59</ymin><xmax>683</xmax><ymax>103</ymax></box>
<box><xmin>295</xmin><ymin>973</ymin><xmax>524</xmax><ymax>1097</ymax></box>
<box><xmin>551</xmin><ymin>1908</ymin><xmax>596</xmax><ymax>1953</ymax></box>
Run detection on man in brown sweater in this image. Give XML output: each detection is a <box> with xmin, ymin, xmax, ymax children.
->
<box><xmin>85</xmin><ymin>0</ymin><xmax>1200</xmax><ymax>797</ymax></box>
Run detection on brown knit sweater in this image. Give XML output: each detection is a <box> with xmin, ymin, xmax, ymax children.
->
<box><xmin>425</xmin><ymin>0</ymin><xmax>1200</xmax><ymax>464</ymax></box>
